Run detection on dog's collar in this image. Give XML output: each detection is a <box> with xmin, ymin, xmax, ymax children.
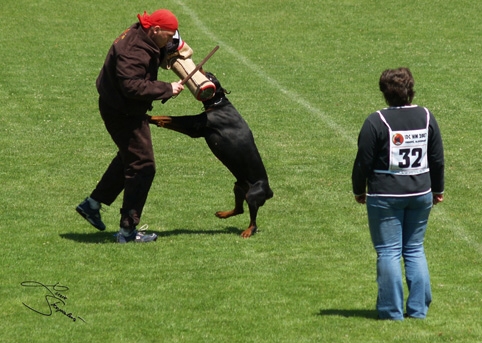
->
<box><xmin>203</xmin><ymin>96</ymin><xmax>230</xmax><ymax>111</ymax></box>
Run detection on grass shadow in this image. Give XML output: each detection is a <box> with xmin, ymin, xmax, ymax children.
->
<box><xmin>59</xmin><ymin>231</ymin><xmax>118</xmax><ymax>244</ymax></box>
<box><xmin>316</xmin><ymin>309</ymin><xmax>378</xmax><ymax>320</ymax></box>
<box><xmin>59</xmin><ymin>226</ymin><xmax>243</xmax><ymax>243</ymax></box>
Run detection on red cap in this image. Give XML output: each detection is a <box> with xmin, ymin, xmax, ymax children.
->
<box><xmin>137</xmin><ymin>9</ymin><xmax>178</xmax><ymax>31</ymax></box>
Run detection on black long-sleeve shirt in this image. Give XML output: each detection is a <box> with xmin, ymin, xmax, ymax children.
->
<box><xmin>352</xmin><ymin>105</ymin><xmax>444</xmax><ymax>197</ymax></box>
<box><xmin>96</xmin><ymin>23</ymin><xmax>173</xmax><ymax>116</ymax></box>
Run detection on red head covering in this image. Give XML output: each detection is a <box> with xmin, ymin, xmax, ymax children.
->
<box><xmin>137</xmin><ymin>9</ymin><xmax>178</xmax><ymax>31</ymax></box>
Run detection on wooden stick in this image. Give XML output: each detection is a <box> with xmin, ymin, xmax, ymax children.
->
<box><xmin>180</xmin><ymin>45</ymin><xmax>219</xmax><ymax>85</ymax></box>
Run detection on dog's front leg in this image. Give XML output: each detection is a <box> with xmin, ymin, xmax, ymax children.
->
<box><xmin>149</xmin><ymin>114</ymin><xmax>207</xmax><ymax>138</ymax></box>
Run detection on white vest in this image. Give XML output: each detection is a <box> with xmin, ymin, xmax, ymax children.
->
<box><xmin>374</xmin><ymin>108</ymin><xmax>430</xmax><ymax>176</ymax></box>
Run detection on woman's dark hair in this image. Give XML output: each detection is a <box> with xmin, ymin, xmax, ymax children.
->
<box><xmin>379</xmin><ymin>67</ymin><xmax>415</xmax><ymax>107</ymax></box>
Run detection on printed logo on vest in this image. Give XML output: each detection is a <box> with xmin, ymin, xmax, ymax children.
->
<box><xmin>392</xmin><ymin>133</ymin><xmax>404</xmax><ymax>146</ymax></box>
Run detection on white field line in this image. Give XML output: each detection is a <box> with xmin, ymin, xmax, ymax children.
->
<box><xmin>174</xmin><ymin>0</ymin><xmax>355</xmax><ymax>145</ymax></box>
<box><xmin>174</xmin><ymin>0</ymin><xmax>481</xmax><ymax>255</ymax></box>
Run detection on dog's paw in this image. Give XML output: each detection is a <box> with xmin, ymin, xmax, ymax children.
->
<box><xmin>215</xmin><ymin>209</ymin><xmax>243</xmax><ymax>219</ymax></box>
<box><xmin>240</xmin><ymin>227</ymin><xmax>257</xmax><ymax>238</ymax></box>
<box><xmin>148</xmin><ymin>116</ymin><xmax>172</xmax><ymax>127</ymax></box>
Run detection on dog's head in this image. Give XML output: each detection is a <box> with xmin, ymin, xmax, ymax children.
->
<box><xmin>202</xmin><ymin>71</ymin><xmax>231</xmax><ymax>110</ymax></box>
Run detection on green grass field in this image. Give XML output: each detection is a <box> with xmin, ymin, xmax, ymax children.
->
<box><xmin>1</xmin><ymin>0</ymin><xmax>481</xmax><ymax>342</ymax></box>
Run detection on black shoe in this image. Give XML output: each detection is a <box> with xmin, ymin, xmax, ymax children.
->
<box><xmin>76</xmin><ymin>198</ymin><xmax>106</xmax><ymax>231</ymax></box>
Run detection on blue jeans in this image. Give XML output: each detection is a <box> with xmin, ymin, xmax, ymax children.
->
<box><xmin>366</xmin><ymin>193</ymin><xmax>433</xmax><ymax>320</ymax></box>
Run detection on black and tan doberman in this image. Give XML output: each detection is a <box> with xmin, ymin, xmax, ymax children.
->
<box><xmin>149</xmin><ymin>72</ymin><xmax>273</xmax><ymax>238</ymax></box>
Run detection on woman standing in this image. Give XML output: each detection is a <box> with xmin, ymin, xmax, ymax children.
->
<box><xmin>352</xmin><ymin>67</ymin><xmax>444</xmax><ymax>320</ymax></box>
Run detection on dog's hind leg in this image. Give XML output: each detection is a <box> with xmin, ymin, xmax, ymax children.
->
<box><xmin>240</xmin><ymin>203</ymin><xmax>258</xmax><ymax>238</ymax></box>
<box><xmin>215</xmin><ymin>182</ymin><xmax>246</xmax><ymax>219</ymax></box>
<box><xmin>240</xmin><ymin>180</ymin><xmax>272</xmax><ymax>238</ymax></box>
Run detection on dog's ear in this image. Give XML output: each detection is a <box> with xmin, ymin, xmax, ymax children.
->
<box><xmin>204</xmin><ymin>71</ymin><xmax>214</xmax><ymax>79</ymax></box>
